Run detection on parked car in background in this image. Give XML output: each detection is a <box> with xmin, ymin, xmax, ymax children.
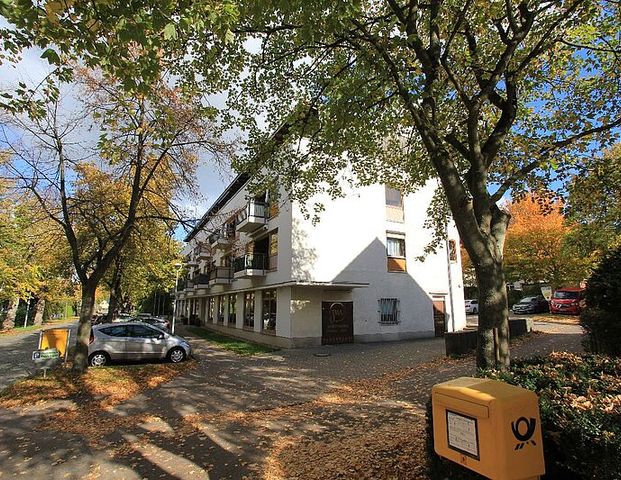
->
<box><xmin>550</xmin><ymin>288</ymin><xmax>586</xmax><ymax>315</ymax></box>
<box><xmin>88</xmin><ymin>322</ymin><xmax>191</xmax><ymax>367</ymax></box>
<box><xmin>464</xmin><ymin>299</ymin><xmax>479</xmax><ymax>314</ymax></box>
<box><xmin>133</xmin><ymin>316</ymin><xmax>171</xmax><ymax>332</ymax></box>
<box><xmin>512</xmin><ymin>295</ymin><xmax>549</xmax><ymax>314</ymax></box>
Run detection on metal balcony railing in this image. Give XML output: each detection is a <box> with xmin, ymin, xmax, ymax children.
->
<box><xmin>193</xmin><ymin>273</ymin><xmax>210</xmax><ymax>286</ymax></box>
<box><xmin>208</xmin><ymin>266</ymin><xmax>232</xmax><ymax>282</ymax></box>
<box><xmin>233</xmin><ymin>253</ymin><xmax>267</xmax><ymax>273</ymax></box>
<box><xmin>208</xmin><ymin>231</ymin><xmax>220</xmax><ymax>245</ymax></box>
<box><xmin>236</xmin><ymin>200</ymin><xmax>268</xmax><ymax>224</ymax></box>
<box><xmin>176</xmin><ymin>278</ymin><xmax>187</xmax><ymax>291</ymax></box>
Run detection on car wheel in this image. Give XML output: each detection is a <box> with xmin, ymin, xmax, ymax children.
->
<box><xmin>472</xmin><ymin>308</ymin><xmax>478</xmax><ymax>314</ymax></box>
<box><xmin>89</xmin><ymin>351</ymin><xmax>110</xmax><ymax>367</ymax></box>
<box><xmin>168</xmin><ymin>347</ymin><xmax>186</xmax><ymax>363</ymax></box>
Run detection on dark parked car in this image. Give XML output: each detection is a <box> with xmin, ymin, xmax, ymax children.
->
<box><xmin>512</xmin><ymin>295</ymin><xmax>549</xmax><ymax>314</ymax></box>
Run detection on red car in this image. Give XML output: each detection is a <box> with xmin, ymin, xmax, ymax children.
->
<box><xmin>549</xmin><ymin>288</ymin><xmax>586</xmax><ymax>315</ymax></box>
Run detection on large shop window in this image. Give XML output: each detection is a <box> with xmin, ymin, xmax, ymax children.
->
<box><xmin>217</xmin><ymin>296</ymin><xmax>225</xmax><ymax>324</ymax></box>
<box><xmin>228</xmin><ymin>294</ymin><xmax>236</xmax><ymax>325</ymax></box>
<box><xmin>262</xmin><ymin>289</ymin><xmax>277</xmax><ymax>333</ymax></box>
<box><xmin>208</xmin><ymin>297</ymin><xmax>215</xmax><ymax>323</ymax></box>
<box><xmin>244</xmin><ymin>292</ymin><xmax>255</xmax><ymax>328</ymax></box>
<box><xmin>386</xmin><ymin>233</ymin><xmax>407</xmax><ymax>272</ymax></box>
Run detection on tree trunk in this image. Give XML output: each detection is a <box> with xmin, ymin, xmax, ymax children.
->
<box><xmin>475</xmin><ymin>260</ymin><xmax>510</xmax><ymax>370</ymax></box>
<box><xmin>3</xmin><ymin>298</ymin><xmax>18</xmax><ymax>330</ymax></box>
<box><xmin>33</xmin><ymin>298</ymin><xmax>45</xmax><ymax>326</ymax></box>
<box><xmin>73</xmin><ymin>284</ymin><xmax>96</xmax><ymax>373</ymax></box>
<box><xmin>107</xmin><ymin>259</ymin><xmax>123</xmax><ymax>321</ymax></box>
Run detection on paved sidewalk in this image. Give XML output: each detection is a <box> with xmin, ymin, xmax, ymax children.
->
<box><xmin>0</xmin><ymin>323</ymin><xmax>584</xmax><ymax>479</ymax></box>
<box><xmin>0</xmin><ymin>322</ymin><xmax>77</xmax><ymax>390</ymax></box>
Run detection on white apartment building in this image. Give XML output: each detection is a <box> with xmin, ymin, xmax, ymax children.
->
<box><xmin>175</xmin><ymin>173</ymin><xmax>466</xmax><ymax>348</ymax></box>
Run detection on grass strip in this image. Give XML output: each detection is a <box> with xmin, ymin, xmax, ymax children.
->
<box><xmin>186</xmin><ymin>326</ymin><xmax>277</xmax><ymax>356</ymax></box>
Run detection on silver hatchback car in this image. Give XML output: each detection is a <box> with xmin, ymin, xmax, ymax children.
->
<box><xmin>88</xmin><ymin>322</ymin><xmax>191</xmax><ymax>367</ymax></box>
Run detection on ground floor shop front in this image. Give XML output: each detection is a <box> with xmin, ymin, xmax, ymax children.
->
<box><xmin>175</xmin><ymin>283</ymin><xmax>457</xmax><ymax>348</ymax></box>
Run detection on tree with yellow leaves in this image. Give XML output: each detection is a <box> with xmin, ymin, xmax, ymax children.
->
<box><xmin>503</xmin><ymin>194</ymin><xmax>590</xmax><ymax>290</ymax></box>
<box><xmin>1</xmin><ymin>67</ymin><xmax>233</xmax><ymax>370</ymax></box>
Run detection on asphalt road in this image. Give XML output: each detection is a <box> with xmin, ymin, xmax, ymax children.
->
<box><xmin>0</xmin><ymin>322</ymin><xmax>77</xmax><ymax>390</ymax></box>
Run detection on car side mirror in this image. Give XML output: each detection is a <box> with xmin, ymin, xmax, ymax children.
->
<box><xmin>158</xmin><ymin>334</ymin><xmax>165</xmax><ymax>340</ymax></box>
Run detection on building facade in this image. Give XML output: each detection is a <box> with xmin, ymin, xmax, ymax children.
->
<box><xmin>175</xmin><ymin>174</ymin><xmax>466</xmax><ymax>347</ymax></box>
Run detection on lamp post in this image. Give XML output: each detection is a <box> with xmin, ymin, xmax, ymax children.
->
<box><xmin>171</xmin><ymin>263</ymin><xmax>182</xmax><ymax>334</ymax></box>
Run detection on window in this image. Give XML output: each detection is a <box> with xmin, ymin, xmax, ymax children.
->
<box><xmin>387</xmin><ymin>235</ymin><xmax>406</xmax><ymax>257</ymax></box>
<box><xmin>244</xmin><ymin>292</ymin><xmax>255</xmax><ymax>328</ymax></box>
<box><xmin>217</xmin><ymin>296</ymin><xmax>225</xmax><ymax>324</ymax></box>
<box><xmin>100</xmin><ymin>325</ymin><xmax>129</xmax><ymax>337</ymax></box>
<box><xmin>269</xmin><ymin>230</ymin><xmax>278</xmax><ymax>271</ymax></box>
<box><xmin>228</xmin><ymin>294</ymin><xmax>236</xmax><ymax>325</ymax></box>
<box><xmin>385</xmin><ymin>186</ymin><xmax>403</xmax><ymax>207</ymax></box>
<box><xmin>128</xmin><ymin>325</ymin><xmax>161</xmax><ymax>338</ymax></box>
<box><xmin>387</xmin><ymin>233</ymin><xmax>407</xmax><ymax>272</ymax></box>
<box><xmin>448</xmin><ymin>240</ymin><xmax>457</xmax><ymax>263</ymax></box>
<box><xmin>262</xmin><ymin>289</ymin><xmax>277</xmax><ymax>333</ymax></box>
<box><xmin>378</xmin><ymin>298</ymin><xmax>400</xmax><ymax>325</ymax></box>
<box><xmin>208</xmin><ymin>297</ymin><xmax>215</xmax><ymax>323</ymax></box>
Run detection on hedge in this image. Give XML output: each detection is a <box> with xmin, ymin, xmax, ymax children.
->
<box><xmin>427</xmin><ymin>353</ymin><xmax>621</xmax><ymax>479</ymax></box>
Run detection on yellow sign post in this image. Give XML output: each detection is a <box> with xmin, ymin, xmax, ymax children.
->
<box><xmin>38</xmin><ymin>328</ymin><xmax>71</xmax><ymax>362</ymax></box>
<box><xmin>432</xmin><ymin>377</ymin><xmax>545</xmax><ymax>480</ymax></box>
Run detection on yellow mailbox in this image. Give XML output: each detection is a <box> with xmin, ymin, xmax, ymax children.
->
<box><xmin>432</xmin><ymin>377</ymin><xmax>545</xmax><ymax>480</ymax></box>
<box><xmin>39</xmin><ymin>327</ymin><xmax>71</xmax><ymax>361</ymax></box>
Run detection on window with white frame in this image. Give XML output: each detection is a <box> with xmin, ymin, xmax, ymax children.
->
<box><xmin>378</xmin><ymin>298</ymin><xmax>400</xmax><ymax>324</ymax></box>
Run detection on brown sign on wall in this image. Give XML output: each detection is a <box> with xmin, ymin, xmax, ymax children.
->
<box><xmin>321</xmin><ymin>302</ymin><xmax>354</xmax><ymax>345</ymax></box>
<box><xmin>433</xmin><ymin>298</ymin><xmax>446</xmax><ymax>337</ymax></box>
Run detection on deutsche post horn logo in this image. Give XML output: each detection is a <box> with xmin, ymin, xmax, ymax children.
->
<box><xmin>511</xmin><ymin>417</ymin><xmax>537</xmax><ymax>450</ymax></box>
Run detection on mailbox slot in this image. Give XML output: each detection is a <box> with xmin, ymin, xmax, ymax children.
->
<box><xmin>434</xmin><ymin>392</ymin><xmax>489</xmax><ymax>419</ymax></box>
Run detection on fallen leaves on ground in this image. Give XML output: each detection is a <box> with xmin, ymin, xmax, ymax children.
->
<box><xmin>0</xmin><ymin>360</ymin><xmax>196</xmax><ymax>410</ymax></box>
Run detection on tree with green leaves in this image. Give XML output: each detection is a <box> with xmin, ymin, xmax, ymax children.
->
<box><xmin>191</xmin><ymin>0</ymin><xmax>620</xmax><ymax>369</ymax></box>
<box><xmin>3</xmin><ymin>1</ymin><xmax>620</xmax><ymax>370</ymax></box>
<box><xmin>565</xmin><ymin>143</ymin><xmax>621</xmax><ymax>258</ymax></box>
<box><xmin>1</xmin><ymin>67</ymin><xmax>231</xmax><ymax>370</ymax></box>
<box><xmin>104</xmin><ymin>223</ymin><xmax>182</xmax><ymax>320</ymax></box>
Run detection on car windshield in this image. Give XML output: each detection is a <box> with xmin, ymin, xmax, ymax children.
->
<box><xmin>553</xmin><ymin>291</ymin><xmax>579</xmax><ymax>299</ymax></box>
<box><xmin>519</xmin><ymin>297</ymin><xmax>535</xmax><ymax>304</ymax></box>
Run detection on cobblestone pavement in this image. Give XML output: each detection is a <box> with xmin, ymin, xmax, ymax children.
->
<box><xmin>0</xmin><ymin>323</ymin><xmax>584</xmax><ymax>479</ymax></box>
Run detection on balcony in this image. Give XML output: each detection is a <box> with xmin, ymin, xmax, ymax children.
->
<box><xmin>176</xmin><ymin>278</ymin><xmax>187</xmax><ymax>292</ymax></box>
<box><xmin>233</xmin><ymin>253</ymin><xmax>267</xmax><ymax>278</ymax></box>
<box><xmin>208</xmin><ymin>231</ymin><xmax>232</xmax><ymax>250</ymax></box>
<box><xmin>236</xmin><ymin>200</ymin><xmax>268</xmax><ymax>233</ymax></box>
<box><xmin>208</xmin><ymin>266</ymin><xmax>233</xmax><ymax>285</ymax></box>
<box><xmin>194</xmin><ymin>245</ymin><xmax>211</xmax><ymax>261</ymax></box>
<box><xmin>192</xmin><ymin>273</ymin><xmax>210</xmax><ymax>289</ymax></box>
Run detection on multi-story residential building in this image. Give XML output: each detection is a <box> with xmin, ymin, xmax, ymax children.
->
<box><xmin>175</xmin><ymin>173</ymin><xmax>466</xmax><ymax>347</ymax></box>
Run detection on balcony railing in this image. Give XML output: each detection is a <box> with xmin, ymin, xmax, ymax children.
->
<box><xmin>193</xmin><ymin>273</ymin><xmax>210</xmax><ymax>287</ymax></box>
<box><xmin>236</xmin><ymin>200</ymin><xmax>268</xmax><ymax>232</ymax></box>
<box><xmin>176</xmin><ymin>278</ymin><xmax>187</xmax><ymax>292</ymax></box>
<box><xmin>233</xmin><ymin>253</ymin><xmax>267</xmax><ymax>275</ymax></box>
<box><xmin>208</xmin><ymin>231</ymin><xmax>220</xmax><ymax>245</ymax></box>
<box><xmin>208</xmin><ymin>266</ymin><xmax>233</xmax><ymax>284</ymax></box>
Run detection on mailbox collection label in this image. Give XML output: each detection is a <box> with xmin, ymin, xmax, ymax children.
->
<box><xmin>446</xmin><ymin>410</ymin><xmax>480</xmax><ymax>460</ymax></box>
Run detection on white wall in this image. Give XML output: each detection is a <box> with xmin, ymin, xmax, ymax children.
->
<box><xmin>291</xmin><ymin>181</ymin><xmax>467</xmax><ymax>337</ymax></box>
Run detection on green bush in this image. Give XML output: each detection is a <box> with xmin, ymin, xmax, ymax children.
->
<box><xmin>581</xmin><ymin>246</ymin><xmax>621</xmax><ymax>355</ymax></box>
<box><xmin>427</xmin><ymin>353</ymin><xmax>621</xmax><ymax>479</ymax></box>
<box><xmin>580</xmin><ymin>308</ymin><xmax>621</xmax><ymax>356</ymax></box>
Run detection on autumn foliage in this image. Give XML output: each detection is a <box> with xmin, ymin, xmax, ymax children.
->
<box><xmin>503</xmin><ymin>194</ymin><xmax>590</xmax><ymax>289</ymax></box>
